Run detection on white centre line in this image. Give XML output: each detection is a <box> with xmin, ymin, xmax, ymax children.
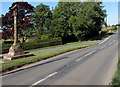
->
<box><xmin>76</xmin><ymin>56</ymin><xmax>84</xmax><ymax>62</ymax></box>
<box><xmin>100</xmin><ymin>45</ymin><xmax>108</xmax><ymax>49</ymax></box>
<box><xmin>113</xmin><ymin>40</ymin><xmax>116</xmax><ymax>43</ymax></box>
<box><xmin>83</xmin><ymin>50</ymin><xmax>96</xmax><ymax>57</ymax></box>
<box><xmin>31</xmin><ymin>72</ymin><xmax>58</xmax><ymax>86</ymax></box>
<box><xmin>99</xmin><ymin>36</ymin><xmax>111</xmax><ymax>45</ymax></box>
<box><xmin>100</xmin><ymin>46</ymin><xmax>105</xmax><ymax>49</ymax></box>
<box><xmin>109</xmin><ymin>42</ymin><xmax>112</xmax><ymax>46</ymax></box>
<box><xmin>76</xmin><ymin>50</ymin><xmax>96</xmax><ymax>62</ymax></box>
<box><xmin>109</xmin><ymin>40</ymin><xmax>116</xmax><ymax>46</ymax></box>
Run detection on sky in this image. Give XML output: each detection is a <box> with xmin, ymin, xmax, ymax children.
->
<box><xmin>0</xmin><ymin>1</ymin><xmax>119</xmax><ymax>26</ymax></box>
<box><xmin>102</xmin><ymin>2</ymin><xmax>118</xmax><ymax>26</ymax></box>
<box><xmin>118</xmin><ymin>2</ymin><xmax>120</xmax><ymax>24</ymax></box>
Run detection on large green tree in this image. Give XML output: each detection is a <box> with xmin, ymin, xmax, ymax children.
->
<box><xmin>73</xmin><ymin>1</ymin><xmax>106</xmax><ymax>40</ymax></box>
<box><xmin>50</xmin><ymin>2</ymin><xmax>81</xmax><ymax>43</ymax></box>
<box><xmin>31</xmin><ymin>3</ymin><xmax>52</xmax><ymax>39</ymax></box>
<box><xmin>50</xmin><ymin>1</ymin><xmax>106</xmax><ymax>43</ymax></box>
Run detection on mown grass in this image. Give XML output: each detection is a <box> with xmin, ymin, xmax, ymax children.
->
<box><xmin>1</xmin><ymin>43</ymin><xmax>96</xmax><ymax>73</ymax></box>
<box><xmin>112</xmin><ymin>58</ymin><xmax>120</xmax><ymax>85</ymax></box>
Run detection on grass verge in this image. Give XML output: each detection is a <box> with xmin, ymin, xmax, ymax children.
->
<box><xmin>112</xmin><ymin>58</ymin><xmax>120</xmax><ymax>85</ymax></box>
<box><xmin>1</xmin><ymin>43</ymin><xmax>96</xmax><ymax>73</ymax></box>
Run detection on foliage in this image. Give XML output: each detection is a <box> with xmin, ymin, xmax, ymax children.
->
<box><xmin>50</xmin><ymin>2</ymin><xmax>79</xmax><ymax>43</ymax></box>
<box><xmin>25</xmin><ymin>40</ymin><xmax>88</xmax><ymax>52</ymax></box>
<box><xmin>21</xmin><ymin>37</ymin><xmax>62</xmax><ymax>50</ymax></box>
<box><xmin>2</xmin><ymin>37</ymin><xmax>62</xmax><ymax>53</ymax></box>
<box><xmin>50</xmin><ymin>1</ymin><xmax>106</xmax><ymax>43</ymax></box>
<box><xmin>31</xmin><ymin>3</ymin><xmax>52</xmax><ymax>39</ymax></box>
<box><xmin>115</xmin><ymin>24</ymin><xmax>120</xmax><ymax>26</ymax></box>
<box><xmin>74</xmin><ymin>1</ymin><xmax>106</xmax><ymax>40</ymax></box>
<box><xmin>1</xmin><ymin>1</ymin><xmax>106</xmax><ymax>44</ymax></box>
<box><xmin>40</xmin><ymin>34</ymin><xmax>50</xmax><ymax>40</ymax></box>
<box><xmin>1</xmin><ymin>2</ymin><xmax>34</xmax><ymax>40</ymax></box>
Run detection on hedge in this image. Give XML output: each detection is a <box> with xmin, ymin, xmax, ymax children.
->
<box><xmin>2</xmin><ymin>37</ymin><xmax>62</xmax><ymax>54</ymax></box>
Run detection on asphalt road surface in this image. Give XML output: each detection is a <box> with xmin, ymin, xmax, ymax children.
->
<box><xmin>1</xmin><ymin>30</ymin><xmax>119</xmax><ymax>86</ymax></box>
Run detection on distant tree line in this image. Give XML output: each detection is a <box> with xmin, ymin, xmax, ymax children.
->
<box><xmin>1</xmin><ymin>0</ymin><xmax>107</xmax><ymax>44</ymax></box>
<box><xmin>115</xmin><ymin>24</ymin><xmax>120</xmax><ymax>26</ymax></box>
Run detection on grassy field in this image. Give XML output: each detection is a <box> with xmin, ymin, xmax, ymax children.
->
<box><xmin>1</xmin><ymin>43</ymin><xmax>96</xmax><ymax>73</ymax></box>
<box><xmin>112</xmin><ymin>58</ymin><xmax>120</xmax><ymax>85</ymax></box>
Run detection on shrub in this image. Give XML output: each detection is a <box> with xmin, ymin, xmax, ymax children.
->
<box><xmin>2</xmin><ymin>44</ymin><xmax>12</xmax><ymax>53</ymax></box>
<box><xmin>3</xmin><ymin>41</ymin><xmax>14</xmax><ymax>45</ymax></box>
<box><xmin>41</xmin><ymin>35</ymin><xmax>50</xmax><ymax>40</ymax></box>
<box><xmin>2</xmin><ymin>37</ymin><xmax>62</xmax><ymax>54</ymax></box>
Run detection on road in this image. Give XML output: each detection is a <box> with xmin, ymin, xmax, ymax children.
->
<box><xmin>1</xmin><ymin>31</ymin><xmax>119</xmax><ymax>86</ymax></box>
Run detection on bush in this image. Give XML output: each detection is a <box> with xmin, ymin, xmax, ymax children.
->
<box><xmin>2</xmin><ymin>37</ymin><xmax>62</xmax><ymax>54</ymax></box>
<box><xmin>41</xmin><ymin>35</ymin><xmax>50</xmax><ymax>40</ymax></box>
<box><xmin>3</xmin><ymin>41</ymin><xmax>14</xmax><ymax>45</ymax></box>
<box><xmin>2</xmin><ymin>44</ymin><xmax>12</xmax><ymax>53</ymax></box>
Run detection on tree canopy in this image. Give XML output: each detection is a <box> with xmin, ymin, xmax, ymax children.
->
<box><xmin>31</xmin><ymin>3</ymin><xmax>52</xmax><ymax>39</ymax></box>
<box><xmin>2</xmin><ymin>2</ymin><xmax>34</xmax><ymax>40</ymax></box>
<box><xmin>1</xmin><ymin>1</ymin><xmax>107</xmax><ymax>44</ymax></box>
<box><xmin>49</xmin><ymin>1</ymin><xmax>106</xmax><ymax>43</ymax></box>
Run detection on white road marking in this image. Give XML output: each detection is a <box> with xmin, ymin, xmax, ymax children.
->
<box><xmin>76</xmin><ymin>56</ymin><xmax>84</xmax><ymax>62</ymax></box>
<box><xmin>109</xmin><ymin>40</ymin><xmax>116</xmax><ymax>46</ymax></box>
<box><xmin>31</xmin><ymin>72</ymin><xmax>58</xmax><ymax>86</ymax></box>
<box><xmin>100</xmin><ymin>40</ymin><xmax>116</xmax><ymax>50</ymax></box>
<box><xmin>113</xmin><ymin>40</ymin><xmax>116</xmax><ymax>43</ymax></box>
<box><xmin>99</xmin><ymin>36</ymin><xmax>111</xmax><ymax>45</ymax></box>
<box><xmin>100</xmin><ymin>46</ymin><xmax>105</xmax><ymax>49</ymax></box>
<box><xmin>83</xmin><ymin>50</ymin><xmax>96</xmax><ymax>57</ymax></box>
<box><xmin>76</xmin><ymin>50</ymin><xmax>96</xmax><ymax>62</ymax></box>
<box><xmin>109</xmin><ymin>42</ymin><xmax>112</xmax><ymax>46</ymax></box>
<box><xmin>100</xmin><ymin>46</ymin><xmax>107</xmax><ymax>49</ymax></box>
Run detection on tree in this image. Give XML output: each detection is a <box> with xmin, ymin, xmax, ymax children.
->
<box><xmin>115</xmin><ymin>24</ymin><xmax>120</xmax><ymax>26</ymax></box>
<box><xmin>50</xmin><ymin>2</ymin><xmax>80</xmax><ymax>44</ymax></box>
<box><xmin>50</xmin><ymin>1</ymin><xmax>106</xmax><ymax>43</ymax></box>
<box><xmin>73</xmin><ymin>1</ymin><xmax>106</xmax><ymax>40</ymax></box>
<box><xmin>1</xmin><ymin>2</ymin><xmax>34</xmax><ymax>41</ymax></box>
<box><xmin>31</xmin><ymin>3</ymin><xmax>52</xmax><ymax>39</ymax></box>
<box><xmin>2</xmin><ymin>13</ymin><xmax>14</xmax><ymax>40</ymax></box>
